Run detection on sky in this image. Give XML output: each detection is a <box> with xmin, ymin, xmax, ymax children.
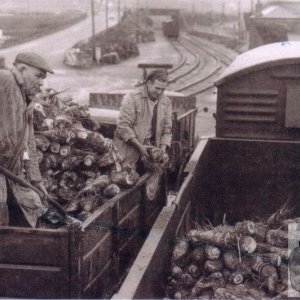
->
<box><xmin>0</xmin><ymin>0</ymin><xmax>295</xmax><ymax>14</ymax></box>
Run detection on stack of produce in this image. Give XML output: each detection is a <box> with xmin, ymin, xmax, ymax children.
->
<box><xmin>145</xmin><ymin>147</ymin><xmax>169</xmax><ymax>170</ymax></box>
<box><xmin>165</xmin><ymin>213</ymin><xmax>295</xmax><ymax>299</ymax></box>
<box><xmin>33</xmin><ymin>88</ymin><xmax>140</xmax><ymax>221</ymax></box>
<box><xmin>72</xmin><ymin>10</ymin><xmax>155</xmax><ymax>63</ymax></box>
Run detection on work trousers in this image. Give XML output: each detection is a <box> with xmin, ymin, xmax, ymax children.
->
<box><xmin>0</xmin><ymin>173</ymin><xmax>47</xmax><ymax>227</ymax></box>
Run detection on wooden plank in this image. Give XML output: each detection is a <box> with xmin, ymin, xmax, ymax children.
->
<box><xmin>82</xmin><ymin>232</ymin><xmax>113</xmax><ymax>288</ymax></box>
<box><xmin>81</xmin><ymin>204</ymin><xmax>113</xmax><ymax>254</ymax></box>
<box><xmin>113</xmin><ymin>206</ymin><xmax>177</xmax><ymax>300</ymax></box>
<box><xmin>175</xmin><ymin>201</ymin><xmax>191</xmax><ymax>237</ymax></box>
<box><xmin>177</xmin><ymin>108</ymin><xmax>198</xmax><ymax>121</ymax></box>
<box><xmin>118</xmin><ymin>205</ymin><xmax>141</xmax><ymax>250</ymax></box>
<box><xmin>0</xmin><ymin>265</ymin><xmax>69</xmax><ymax>298</ymax></box>
<box><xmin>82</xmin><ymin>259</ymin><xmax>114</xmax><ymax>298</ymax></box>
<box><xmin>69</xmin><ymin>228</ymin><xmax>83</xmax><ymax>298</ymax></box>
<box><xmin>0</xmin><ymin>229</ymin><xmax>68</xmax><ymax>266</ymax></box>
<box><xmin>117</xmin><ymin>189</ymin><xmax>141</xmax><ymax>222</ymax></box>
<box><xmin>144</xmin><ymin>205</ymin><xmax>162</xmax><ymax>232</ymax></box>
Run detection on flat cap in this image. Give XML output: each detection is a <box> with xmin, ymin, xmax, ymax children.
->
<box><xmin>15</xmin><ymin>52</ymin><xmax>54</xmax><ymax>74</ymax></box>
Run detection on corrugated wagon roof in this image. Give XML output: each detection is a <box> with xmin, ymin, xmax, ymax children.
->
<box><xmin>215</xmin><ymin>41</ymin><xmax>300</xmax><ymax>86</ymax></box>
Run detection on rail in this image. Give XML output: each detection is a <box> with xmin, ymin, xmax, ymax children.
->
<box><xmin>168</xmin><ymin>40</ymin><xmax>187</xmax><ymax>74</ymax></box>
<box><xmin>165</xmin><ymin>33</ymin><xmax>235</xmax><ymax>96</ymax></box>
<box><xmin>168</xmin><ymin>38</ymin><xmax>201</xmax><ymax>84</ymax></box>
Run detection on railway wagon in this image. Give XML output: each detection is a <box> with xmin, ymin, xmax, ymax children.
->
<box><xmin>162</xmin><ymin>18</ymin><xmax>180</xmax><ymax>39</ymax></box>
<box><xmin>0</xmin><ymin>172</ymin><xmax>167</xmax><ymax>299</ymax></box>
<box><xmin>114</xmin><ymin>41</ymin><xmax>300</xmax><ymax>298</ymax></box>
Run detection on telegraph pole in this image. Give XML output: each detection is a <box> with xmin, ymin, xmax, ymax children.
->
<box><xmin>136</xmin><ymin>0</ymin><xmax>139</xmax><ymax>42</ymax></box>
<box><xmin>237</xmin><ymin>0</ymin><xmax>241</xmax><ymax>50</ymax></box>
<box><xmin>91</xmin><ymin>0</ymin><xmax>96</xmax><ymax>59</ymax></box>
<box><xmin>192</xmin><ymin>0</ymin><xmax>196</xmax><ymax>31</ymax></box>
<box><xmin>106</xmin><ymin>0</ymin><xmax>108</xmax><ymax>31</ymax></box>
<box><xmin>27</xmin><ymin>0</ymin><xmax>30</xmax><ymax>14</ymax></box>
<box><xmin>118</xmin><ymin>0</ymin><xmax>121</xmax><ymax>23</ymax></box>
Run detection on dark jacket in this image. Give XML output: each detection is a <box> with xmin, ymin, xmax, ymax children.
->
<box><xmin>0</xmin><ymin>67</ymin><xmax>42</xmax><ymax>183</ymax></box>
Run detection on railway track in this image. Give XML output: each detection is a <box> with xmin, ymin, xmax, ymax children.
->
<box><xmin>167</xmin><ymin>33</ymin><xmax>236</xmax><ymax>96</ymax></box>
<box><xmin>168</xmin><ymin>39</ymin><xmax>201</xmax><ymax>84</ymax></box>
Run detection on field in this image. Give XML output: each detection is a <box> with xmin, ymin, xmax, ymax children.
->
<box><xmin>0</xmin><ymin>11</ymin><xmax>87</xmax><ymax>47</ymax></box>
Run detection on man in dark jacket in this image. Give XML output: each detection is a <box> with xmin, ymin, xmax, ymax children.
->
<box><xmin>0</xmin><ymin>52</ymin><xmax>54</xmax><ymax>227</ymax></box>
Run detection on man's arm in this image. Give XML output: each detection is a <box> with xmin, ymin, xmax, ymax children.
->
<box><xmin>129</xmin><ymin>137</ymin><xmax>152</xmax><ymax>158</ymax></box>
<box><xmin>23</xmin><ymin>112</ymin><xmax>48</xmax><ymax>195</ymax></box>
<box><xmin>159</xmin><ymin>98</ymin><xmax>173</xmax><ymax>152</ymax></box>
<box><xmin>116</xmin><ymin>92</ymin><xmax>138</xmax><ymax>142</ymax></box>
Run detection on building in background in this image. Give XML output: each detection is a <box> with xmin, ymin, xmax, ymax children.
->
<box><xmin>247</xmin><ymin>1</ymin><xmax>300</xmax><ymax>49</ymax></box>
<box><xmin>0</xmin><ymin>0</ymin><xmax>91</xmax><ymax>13</ymax></box>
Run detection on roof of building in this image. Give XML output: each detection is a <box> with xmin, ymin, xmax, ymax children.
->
<box><xmin>215</xmin><ymin>41</ymin><xmax>300</xmax><ymax>86</ymax></box>
<box><xmin>261</xmin><ymin>5</ymin><xmax>299</xmax><ymax>18</ymax></box>
<box><xmin>263</xmin><ymin>1</ymin><xmax>300</xmax><ymax>17</ymax></box>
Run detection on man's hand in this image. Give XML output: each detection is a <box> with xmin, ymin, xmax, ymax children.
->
<box><xmin>139</xmin><ymin>144</ymin><xmax>153</xmax><ymax>158</ymax></box>
<box><xmin>32</xmin><ymin>182</ymin><xmax>48</xmax><ymax>198</ymax></box>
<box><xmin>160</xmin><ymin>144</ymin><xmax>167</xmax><ymax>153</ymax></box>
<box><xmin>129</xmin><ymin>137</ymin><xmax>153</xmax><ymax>158</ymax></box>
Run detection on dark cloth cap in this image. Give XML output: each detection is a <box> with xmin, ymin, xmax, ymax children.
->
<box><xmin>15</xmin><ymin>52</ymin><xmax>54</xmax><ymax>74</ymax></box>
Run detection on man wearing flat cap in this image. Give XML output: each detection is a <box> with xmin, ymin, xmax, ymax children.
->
<box><xmin>0</xmin><ymin>52</ymin><xmax>54</xmax><ymax>227</ymax></box>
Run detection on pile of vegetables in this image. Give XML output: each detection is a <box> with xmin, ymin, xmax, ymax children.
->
<box><xmin>165</xmin><ymin>208</ymin><xmax>296</xmax><ymax>299</ymax></box>
<box><xmin>33</xmin><ymin>88</ymin><xmax>139</xmax><ymax>221</ymax></box>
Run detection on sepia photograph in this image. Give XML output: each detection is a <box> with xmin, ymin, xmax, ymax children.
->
<box><xmin>0</xmin><ymin>0</ymin><xmax>300</xmax><ymax>299</ymax></box>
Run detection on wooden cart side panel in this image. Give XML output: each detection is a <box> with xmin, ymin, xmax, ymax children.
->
<box><xmin>117</xmin><ymin>188</ymin><xmax>141</xmax><ymax>222</ymax></box>
<box><xmin>0</xmin><ymin>264</ymin><xmax>69</xmax><ymax>298</ymax></box>
<box><xmin>116</xmin><ymin>172</ymin><xmax>166</xmax><ymax>277</ymax></box>
<box><xmin>69</xmin><ymin>228</ymin><xmax>83</xmax><ymax>298</ymax></box>
<box><xmin>81</xmin><ymin>204</ymin><xmax>113</xmax><ymax>254</ymax></box>
<box><xmin>0</xmin><ymin>228</ymin><xmax>70</xmax><ymax>298</ymax></box>
<box><xmin>113</xmin><ymin>206</ymin><xmax>177</xmax><ymax>300</ymax></box>
<box><xmin>77</xmin><ymin>202</ymin><xmax>114</xmax><ymax>298</ymax></box>
<box><xmin>116</xmin><ymin>186</ymin><xmax>143</xmax><ymax>276</ymax></box>
<box><xmin>118</xmin><ymin>204</ymin><xmax>142</xmax><ymax>273</ymax></box>
<box><xmin>0</xmin><ymin>228</ymin><xmax>68</xmax><ymax>265</ymax></box>
<box><xmin>81</xmin><ymin>259</ymin><xmax>115</xmax><ymax>299</ymax></box>
<box><xmin>81</xmin><ymin>232</ymin><xmax>113</xmax><ymax>298</ymax></box>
